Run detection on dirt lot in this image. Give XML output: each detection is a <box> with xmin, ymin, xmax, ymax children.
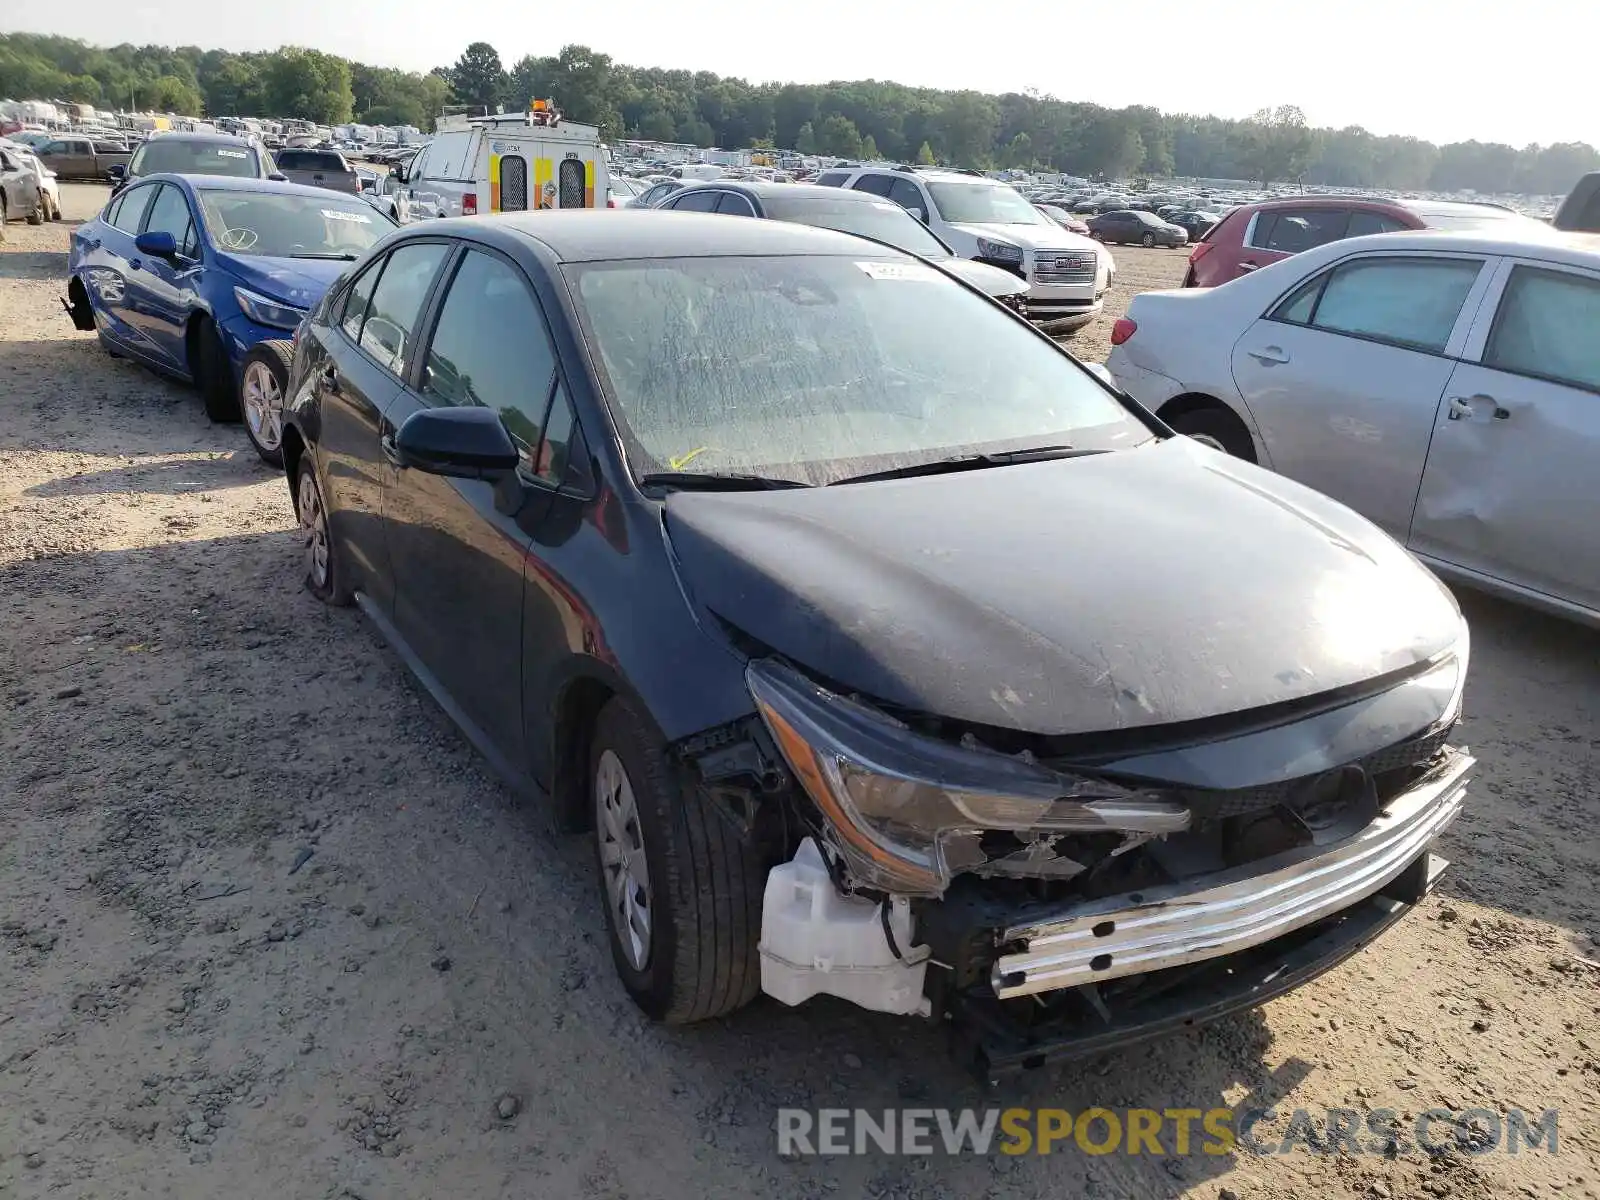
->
<box><xmin>2</xmin><ymin>184</ymin><xmax>1598</xmax><ymax>1200</ymax></box>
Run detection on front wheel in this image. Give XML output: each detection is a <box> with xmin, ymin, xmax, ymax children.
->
<box><xmin>240</xmin><ymin>341</ymin><xmax>293</xmax><ymax>467</ymax></box>
<box><xmin>591</xmin><ymin>694</ymin><xmax>764</xmax><ymax>1024</ymax></box>
<box><xmin>26</xmin><ymin>201</ymin><xmax>44</xmax><ymax>226</ymax></box>
<box><xmin>1141</xmin><ymin>232</ymin><xmax>1156</xmax><ymax>248</ymax></box>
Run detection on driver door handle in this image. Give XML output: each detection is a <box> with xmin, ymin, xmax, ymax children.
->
<box><xmin>1248</xmin><ymin>345</ymin><xmax>1290</xmax><ymax>365</ymax></box>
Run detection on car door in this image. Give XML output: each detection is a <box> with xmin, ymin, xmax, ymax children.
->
<box><xmin>122</xmin><ymin>182</ymin><xmax>200</xmax><ymax>369</ymax></box>
<box><xmin>1228</xmin><ymin>252</ymin><xmax>1494</xmax><ymax>539</ymax></box>
<box><xmin>1409</xmin><ymin>260</ymin><xmax>1600</xmax><ymax>613</ymax></box>
<box><xmin>86</xmin><ymin>183</ymin><xmax>160</xmax><ymax>350</ymax></box>
<box><xmin>313</xmin><ymin>240</ymin><xmax>453</xmax><ymax>611</ymax></box>
<box><xmin>379</xmin><ymin>244</ymin><xmax>563</xmax><ymax>769</ymax></box>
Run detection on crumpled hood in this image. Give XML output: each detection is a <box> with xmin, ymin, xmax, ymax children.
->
<box><xmin>949</xmin><ymin>221</ymin><xmax>1101</xmax><ymax>255</ymax></box>
<box><xmin>216</xmin><ymin>252</ymin><xmax>348</xmax><ymax>308</ymax></box>
<box><xmin>664</xmin><ymin>439</ymin><xmax>1461</xmax><ymax>737</ymax></box>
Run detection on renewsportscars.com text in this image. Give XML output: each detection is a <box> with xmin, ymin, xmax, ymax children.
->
<box><xmin>777</xmin><ymin>1107</ymin><xmax>1559</xmax><ymax>1157</ymax></box>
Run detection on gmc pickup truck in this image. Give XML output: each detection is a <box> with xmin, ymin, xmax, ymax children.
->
<box><xmin>33</xmin><ymin>136</ymin><xmax>132</xmax><ymax>181</ymax></box>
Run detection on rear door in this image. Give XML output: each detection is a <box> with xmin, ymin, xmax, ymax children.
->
<box><xmin>1228</xmin><ymin>251</ymin><xmax>1494</xmax><ymax>539</ymax></box>
<box><xmin>313</xmin><ymin>240</ymin><xmax>453</xmax><ymax>610</ymax></box>
<box><xmin>1409</xmin><ymin>260</ymin><xmax>1600</xmax><ymax>613</ymax></box>
<box><xmin>380</xmin><ymin>244</ymin><xmax>563</xmax><ymax>767</ymax></box>
<box><xmin>87</xmin><ymin>183</ymin><xmax>160</xmax><ymax>349</ymax></box>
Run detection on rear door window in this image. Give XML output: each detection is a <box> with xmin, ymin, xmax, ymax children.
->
<box><xmin>850</xmin><ymin>174</ymin><xmax>895</xmax><ymax>198</ymax></box>
<box><xmin>1483</xmin><ymin>266</ymin><xmax>1600</xmax><ymax>392</ymax></box>
<box><xmin>1255</xmin><ymin>209</ymin><xmax>1351</xmax><ymax>253</ymax></box>
<box><xmin>887</xmin><ymin>178</ymin><xmax>926</xmax><ymax>213</ymax></box>
<box><xmin>669</xmin><ymin>190</ymin><xmax>721</xmax><ymax>212</ymax></box>
<box><xmin>814</xmin><ymin>171</ymin><xmax>851</xmax><ymax>187</ymax></box>
<box><xmin>357</xmin><ymin>242</ymin><xmax>451</xmax><ymax>377</ymax></box>
<box><xmin>110</xmin><ymin>184</ymin><xmax>157</xmax><ymax>234</ymax></box>
<box><xmin>716</xmin><ymin>192</ymin><xmax>756</xmax><ymax>216</ymax></box>
<box><xmin>1278</xmin><ymin>256</ymin><xmax>1483</xmax><ymax>353</ymax></box>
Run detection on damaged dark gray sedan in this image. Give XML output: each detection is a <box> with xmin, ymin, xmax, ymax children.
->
<box><xmin>278</xmin><ymin>211</ymin><xmax>1472</xmax><ymax>1078</ymax></box>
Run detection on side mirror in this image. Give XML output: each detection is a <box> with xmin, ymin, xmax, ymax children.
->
<box><xmin>910</xmin><ymin>207</ymin><xmax>928</xmax><ymax>224</ymax></box>
<box><xmin>106</xmin><ymin>163</ymin><xmax>125</xmax><ymax>180</ymax></box>
<box><xmin>392</xmin><ymin>406</ymin><xmax>519</xmax><ymax>479</ymax></box>
<box><xmin>134</xmin><ymin>230</ymin><xmax>178</xmax><ymax>258</ymax></box>
<box><xmin>267</xmin><ymin>172</ymin><xmax>288</xmax><ymax>182</ymax></box>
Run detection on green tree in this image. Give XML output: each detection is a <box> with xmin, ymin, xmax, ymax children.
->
<box><xmin>151</xmin><ymin>74</ymin><xmax>202</xmax><ymax>115</ymax></box>
<box><xmin>449</xmin><ymin>41</ymin><xmax>506</xmax><ymax>112</ymax></box>
<box><xmin>1005</xmin><ymin>131</ymin><xmax>1032</xmax><ymax>168</ymax></box>
<box><xmin>817</xmin><ymin>113</ymin><xmax>862</xmax><ymax>159</ymax></box>
<box><xmin>916</xmin><ymin>139</ymin><xmax>936</xmax><ymax>165</ymax></box>
<box><xmin>1237</xmin><ymin>105</ymin><xmax>1313</xmax><ymax>185</ymax></box>
<box><xmin>260</xmin><ymin>47</ymin><xmax>353</xmax><ymax>123</ymax></box>
<box><xmin>795</xmin><ymin>121</ymin><xmax>816</xmax><ymax>154</ymax></box>
<box><xmin>861</xmin><ymin>133</ymin><xmax>879</xmax><ymax>160</ymax></box>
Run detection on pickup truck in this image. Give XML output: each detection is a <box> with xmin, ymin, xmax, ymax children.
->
<box><xmin>271</xmin><ymin>148</ymin><xmax>359</xmax><ymax>194</ymax></box>
<box><xmin>33</xmin><ymin>136</ymin><xmax>132</xmax><ymax>181</ymax></box>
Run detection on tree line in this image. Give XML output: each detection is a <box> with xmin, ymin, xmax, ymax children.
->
<box><xmin>4</xmin><ymin>32</ymin><xmax>1595</xmax><ymax>195</ymax></box>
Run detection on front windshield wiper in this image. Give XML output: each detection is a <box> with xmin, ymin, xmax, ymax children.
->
<box><xmin>637</xmin><ymin>471</ymin><xmax>813</xmax><ymax>492</ymax></box>
<box><xmin>831</xmin><ymin>444</ymin><xmax>1103</xmax><ymax>486</ymax></box>
<box><xmin>287</xmin><ymin>252</ymin><xmax>361</xmax><ymax>260</ymax></box>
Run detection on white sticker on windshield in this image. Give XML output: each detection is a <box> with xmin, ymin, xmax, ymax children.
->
<box><xmin>856</xmin><ymin>261</ymin><xmax>940</xmax><ymax>282</ymax></box>
<box><xmin>323</xmin><ymin>209</ymin><xmax>371</xmax><ymax>223</ymax></box>
<box><xmin>215</xmin><ymin>148</ymin><xmax>248</xmax><ymax>159</ymax></box>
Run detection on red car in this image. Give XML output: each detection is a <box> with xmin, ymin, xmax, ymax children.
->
<box><xmin>1183</xmin><ymin>195</ymin><xmax>1536</xmax><ymax>288</ymax></box>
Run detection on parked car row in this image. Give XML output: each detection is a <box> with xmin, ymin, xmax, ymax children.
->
<box><xmin>55</xmin><ymin>184</ymin><xmax>1493</xmax><ymax>1076</ymax></box>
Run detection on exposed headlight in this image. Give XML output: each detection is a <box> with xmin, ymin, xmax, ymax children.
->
<box><xmin>746</xmin><ymin>659</ymin><xmax>1189</xmax><ymax>896</ymax></box>
<box><xmin>975</xmin><ymin>237</ymin><xmax>1024</xmax><ymax>265</ymax></box>
<box><xmin>233</xmin><ymin>286</ymin><xmax>307</xmax><ymax>331</ymax></box>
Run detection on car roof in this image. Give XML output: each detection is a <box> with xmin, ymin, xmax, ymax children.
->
<box><xmin>679</xmin><ymin>180</ymin><xmax>884</xmax><ymax>203</ymax></box>
<box><xmin>1301</xmin><ymin>227</ymin><xmax>1600</xmax><ymax>270</ymax></box>
<box><xmin>425</xmin><ymin>209</ymin><xmax>912</xmax><ymax>262</ymax></box>
<box><xmin>145</xmin><ymin>131</ymin><xmax>259</xmax><ymax>145</ymax></box>
<box><xmin>138</xmin><ymin>172</ymin><xmax>364</xmax><ymax>200</ymax></box>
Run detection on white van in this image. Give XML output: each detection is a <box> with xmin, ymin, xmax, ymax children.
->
<box><xmin>394</xmin><ymin>102</ymin><xmax>610</xmax><ymax>222</ymax></box>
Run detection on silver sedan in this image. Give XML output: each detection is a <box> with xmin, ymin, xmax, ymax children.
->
<box><xmin>1106</xmin><ymin>227</ymin><xmax>1600</xmax><ymax>627</ymax></box>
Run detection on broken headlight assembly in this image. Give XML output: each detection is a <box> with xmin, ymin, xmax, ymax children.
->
<box><xmin>746</xmin><ymin>659</ymin><xmax>1189</xmax><ymax>897</ymax></box>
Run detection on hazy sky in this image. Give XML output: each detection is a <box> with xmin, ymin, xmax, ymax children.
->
<box><xmin>10</xmin><ymin>0</ymin><xmax>1593</xmax><ymax>147</ymax></box>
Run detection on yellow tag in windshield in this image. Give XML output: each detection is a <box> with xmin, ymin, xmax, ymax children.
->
<box><xmin>669</xmin><ymin>447</ymin><xmax>710</xmax><ymax>470</ymax></box>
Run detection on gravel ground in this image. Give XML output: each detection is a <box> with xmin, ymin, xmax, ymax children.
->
<box><xmin>2</xmin><ymin>184</ymin><xmax>1598</xmax><ymax>1200</ymax></box>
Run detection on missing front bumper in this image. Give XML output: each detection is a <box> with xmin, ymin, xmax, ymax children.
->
<box><xmin>951</xmin><ymin>851</ymin><xmax>1449</xmax><ymax>1079</ymax></box>
<box><xmin>990</xmin><ymin>749</ymin><xmax>1471</xmax><ymax>999</ymax></box>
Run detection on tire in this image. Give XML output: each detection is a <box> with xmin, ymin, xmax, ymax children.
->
<box><xmin>1141</xmin><ymin>232</ymin><xmax>1156</xmax><ymax>248</ymax></box>
<box><xmin>1165</xmin><ymin>405</ymin><xmax>1258</xmax><ymax>462</ymax></box>
<box><xmin>192</xmin><ymin>317</ymin><xmax>240</xmax><ymax>423</ymax></box>
<box><xmin>26</xmin><ymin>200</ymin><xmax>44</xmax><ymax>226</ymax></box>
<box><xmin>1090</xmin><ymin>229</ymin><xmax>1104</xmax><ymax>241</ymax></box>
<box><xmin>294</xmin><ymin>457</ymin><xmax>351</xmax><ymax>605</ymax></box>
<box><xmin>590</xmin><ymin>693</ymin><xmax>763</xmax><ymax>1024</ymax></box>
<box><xmin>239</xmin><ymin>341</ymin><xmax>293</xmax><ymax>467</ymax></box>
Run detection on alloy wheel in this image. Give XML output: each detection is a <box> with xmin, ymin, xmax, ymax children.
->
<box><xmin>242</xmin><ymin>361</ymin><xmax>283</xmax><ymax>451</ymax></box>
<box><xmin>596</xmin><ymin>748</ymin><xmax>652</xmax><ymax>971</ymax></box>
<box><xmin>297</xmin><ymin>470</ymin><xmax>329</xmax><ymax>589</ymax></box>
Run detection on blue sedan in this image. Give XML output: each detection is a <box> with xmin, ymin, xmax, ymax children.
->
<box><xmin>64</xmin><ymin>173</ymin><xmax>396</xmax><ymax>457</ymax></box>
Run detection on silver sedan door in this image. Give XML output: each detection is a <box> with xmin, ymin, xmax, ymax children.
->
<box><xmin>1228</xmin><ymin>252</ymin><xmax>1494</xmax><ymax>540</ymax></box>
<box><xmin>1409</xmin><ymin>259</ymin><xmax>1600</xmax><ymax>617</ymax></box>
